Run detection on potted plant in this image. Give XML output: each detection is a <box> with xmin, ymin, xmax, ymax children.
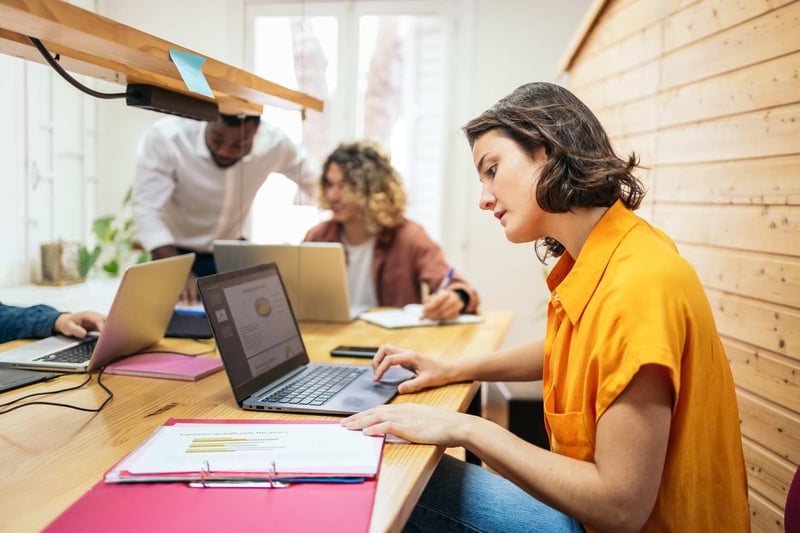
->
<box><xmin>78</xmin><ymin>187</ymin><xmax>150</xmax><ymax>277</ymax></box>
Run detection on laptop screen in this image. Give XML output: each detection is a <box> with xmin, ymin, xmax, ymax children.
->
<box><xmin>197</xmin><ymin>263</ymin><xmax>310</xmax><ymax>404</ymax></box>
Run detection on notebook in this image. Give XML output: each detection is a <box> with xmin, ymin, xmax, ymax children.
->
<box><xmin>0</xmin><ymin>254</ymin><xmax>194</xmax><ymax>372</ymax></box>
<box><xmin>213</xmin><ymin>241</ymin><xmax>368</xmax><ymax>322</ymax></box>
<box><xmin>197</xmin><ymin>262</ymin><xmax>414</xmax><ymax>415</ymax></box>
<box><xmin>104</xmin><ymin>352</ymin><xmax>223</xmax><ymax>381</ymax></box>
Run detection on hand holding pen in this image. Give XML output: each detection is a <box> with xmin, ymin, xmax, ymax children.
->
<box><xmin>421</xmin><ymin>267</ymin><xmax>462</xmax><ymax>321</ymax></box>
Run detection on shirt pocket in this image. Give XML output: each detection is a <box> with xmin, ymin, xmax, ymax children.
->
<box><xmin>545</xmin><ymin>409</ymin><xmax>594</xmax><ymax>462</ymax></box>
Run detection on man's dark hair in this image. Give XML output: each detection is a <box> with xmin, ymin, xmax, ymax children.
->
<box><xmin>462</xmin><ymin>82</ymin><xmax>645</xmax><ymax>259</ymax></box>
<box><xmin>218</xmin><ymin>113</ymin><xmax>261</xmax><ymax>127</ymax></box>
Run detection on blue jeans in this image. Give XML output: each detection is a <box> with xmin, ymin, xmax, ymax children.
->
<box><xmin>404</xmin><ymin>455</ymin><xmax>584</xmax><ymax>533</ymax></box>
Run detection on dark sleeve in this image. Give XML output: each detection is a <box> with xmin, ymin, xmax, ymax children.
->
<box><xmin>0</xmin><ymin>303</ymin><xmax>63</xmax><ymax>343</ymax></box>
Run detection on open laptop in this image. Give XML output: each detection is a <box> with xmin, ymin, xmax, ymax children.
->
<box><xmin>0</xmin><ymin>254</ymin><xmax>194</xmax><ymax>372</ymax></box>
<box><xmin>197</xmin><ymin>262</ymin><xmax>413</xmax><ymax>415</ymax></box>
<box><xmin>213</xmin><ymin>241</ymin><xmax>369</xmax><ymax>322</ymax></box>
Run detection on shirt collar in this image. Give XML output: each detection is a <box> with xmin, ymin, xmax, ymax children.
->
<box><xmin>193</xmin><ymin>122</ymin><xmax>212</xmax><ymax>161</ymax></box>
<box><xmin>546</xmin><ymin>200</ymin><xmax>638</xmax><ymax>324</ymax></box>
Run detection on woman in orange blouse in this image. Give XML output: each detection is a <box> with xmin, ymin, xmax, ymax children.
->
<box><xmin>343</xmin><ymin>83</ymin><xmax>749</xmax><ymax>532</ymax></box>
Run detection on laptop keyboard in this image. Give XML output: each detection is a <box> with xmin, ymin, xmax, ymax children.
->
<box><xmin>34</xmin><ymin>337</ymin><xmax>98</xmax><ymax>364</ymax></box>
<box><xmin>263</xmin><ymin>366</ymin><xmax>367</xmax><ymax>406</ymax></box>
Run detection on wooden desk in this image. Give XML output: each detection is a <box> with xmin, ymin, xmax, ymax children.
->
<box><xmin>0</xmin><ymin>312</ymin><xmax>512</xmax><ymax>533</ymax></box>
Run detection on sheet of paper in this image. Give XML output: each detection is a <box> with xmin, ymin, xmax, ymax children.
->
<box><xmin>359</xmin><ymin>305</ymin><xmax>484</xmax><ymax>329</ymax></box>
<box><xmin>123</xmin><ymin>422</ymin><xmax>382</xmax><ymax>476</ymax></box>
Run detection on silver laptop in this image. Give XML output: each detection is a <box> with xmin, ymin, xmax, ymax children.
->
<box><xmin>0</xmin><ymin>254</ymin><xmax>194</xmax><ymax>372</ymax></box>
<box><xmin>197</xmin><ymin>262</ymin><xmax>413</xmax><ymax>415</ymax></box>
<box><xmin>213</xmin><ymin>241</ymin><xmax>368</xmax><ymax>322</ymax></box>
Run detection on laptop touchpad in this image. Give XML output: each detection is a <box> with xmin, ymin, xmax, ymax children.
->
<box><xmin>377</xmin><ymin>366</ymin><xmax>415</xmax><ymax>384</ymax></box>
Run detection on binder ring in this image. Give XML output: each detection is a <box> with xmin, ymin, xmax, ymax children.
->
<box><xmin>200</xmin><ymin>460</ymin><xmax>211</xmax><ymax>488</ymax></box>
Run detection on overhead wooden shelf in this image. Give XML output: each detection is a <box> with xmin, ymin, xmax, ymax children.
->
<box><xmin>0</xmin><ymin>0</ymin><xmax>324</xmax><ymax>116</ymax></box>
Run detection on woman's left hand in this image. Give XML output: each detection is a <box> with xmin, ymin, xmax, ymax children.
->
<box><xmin>342</xmin><ymin>403</ymin><xmax>471</xmax><ymax>447</ymax></box>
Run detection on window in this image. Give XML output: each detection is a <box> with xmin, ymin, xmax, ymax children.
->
<box><xmin>245</xmin><ymin>1</ymin><xmax>453</xmax><ymax>243</ymax></box>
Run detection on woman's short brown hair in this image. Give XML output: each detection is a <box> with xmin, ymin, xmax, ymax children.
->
<box><xmin>318</xmin><ymin>141</ymin><xmax>407</xmax><ymax>233</ymax></box>
<box><xmin>463</xmin><ymin>82</ymin><xmax>645</xmax><ymax>259</ymax></box>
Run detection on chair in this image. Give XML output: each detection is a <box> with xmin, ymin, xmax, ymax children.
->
<box><xmin>786</xmin><ymin>462</ymin><xmax>800</xmax><ymax>533</ymax></box>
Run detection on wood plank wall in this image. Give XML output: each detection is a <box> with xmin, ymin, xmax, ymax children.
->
<box><xmin>560</xmin><ymin>1</ymin><xmax>800</xmax><ymax>530</ymax></box>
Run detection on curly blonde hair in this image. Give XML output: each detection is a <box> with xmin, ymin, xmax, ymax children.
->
<box><xmin>318</xmin><ymin>141</ymin><xmax>407</xmax><ymax>233</ymax></box>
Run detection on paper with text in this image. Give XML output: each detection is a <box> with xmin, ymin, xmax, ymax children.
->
<box><xmin>123</xmin><ymin>421</ymin><xmax>383</xmax><ymax>477</ymax></box>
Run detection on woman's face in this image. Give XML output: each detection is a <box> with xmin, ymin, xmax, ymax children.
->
<box><xmin>473</xmin><ymin>129</ymin><xmax>548</xmax><ymax>243</ymax></box>
<box><xmin>323</xmin><ymin>163</ymin><xmax>363</xmax><ymax>225</ymax></box>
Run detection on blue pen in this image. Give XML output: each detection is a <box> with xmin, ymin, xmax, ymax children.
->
<box><xmin>436</xmin><ymin>267</ymin><xmax>455</xmax><ymax>293</ymax></box>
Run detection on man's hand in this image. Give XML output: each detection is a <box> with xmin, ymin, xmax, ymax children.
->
<box><xmin>54</xmin><ymin>311</ymin><xmax>105</xmax><ymax>339</ymax></box>
<box><xmin>181</xmin><ymin>272</ymin><xmax>199</xmax><ymax>305</ymax></box>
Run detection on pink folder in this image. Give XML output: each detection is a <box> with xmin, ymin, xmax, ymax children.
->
<box><xmin>43</xmin><ymin>478</ymin><xmax>376</xmax><ymax>533</ymax></box>
<box><xmin>44</xmin><ymin>419</ymin><xmax>378</xmax><ymax>533</ymax></box>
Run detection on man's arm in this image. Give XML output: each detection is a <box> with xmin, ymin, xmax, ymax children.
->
<box><xmin>131</xmin><ymin>128</ymin><xmax>179</xmax><ymax>253</ymax></box>
<box><xmin>0</xmin><ymin>303</ymin><xmax>62</xmax><ymax>342</ymax></box>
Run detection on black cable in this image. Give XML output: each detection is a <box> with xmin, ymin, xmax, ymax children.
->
<box><xmin>27</xmin><ymin>36</ymin><xmax>128</xmax><ymax>100</ymax></box>
<box><xmin>0</xmin><ymin>366</ymin><xmax>114</xmax><ymax>415</ymax></box>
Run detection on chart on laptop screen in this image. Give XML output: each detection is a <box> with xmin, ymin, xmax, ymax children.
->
<box><xmin>220</xmin><ymin>273</ymin><xmax>302</xmax><ymax>375</ymax></box>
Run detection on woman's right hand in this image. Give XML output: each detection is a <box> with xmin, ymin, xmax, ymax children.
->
<box><xmin>372</xmin><ymin>343</ymin><xmax>455</xmax><ymax>394</ymax></box>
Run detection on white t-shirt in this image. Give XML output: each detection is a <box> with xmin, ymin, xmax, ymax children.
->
<box><xmin>132</xmin><ymin>117</ymin><xmax>320</xmax><ymax>252</ymax></box>
<box><xmin>343</xmin><ymin>236</ymin><xmax>377</xmax><ymax>308</ymax></box>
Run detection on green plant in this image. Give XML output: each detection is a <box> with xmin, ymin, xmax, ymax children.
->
<box><xmin>78</xmin><ymin>187</ymin><xmax>150</xmax><ymax>277</ymax></box>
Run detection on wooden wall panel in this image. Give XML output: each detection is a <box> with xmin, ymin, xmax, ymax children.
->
<box><xmin>657</xmin><ymin>52</ymin><xmax>800</xmax><ymax>129</ymax></box>
<box><xmin>651</xmin><ymin>155</ymin><xmax>800</xmax><ymax>206</ymax></box>
<box><xmin>710</xmin><ymin>291</ymin><xmax>799</xmax><ymax>358</ymax></box>
<box><xmin>663</xmin><ymin>0</ymin><xmax>796</xmax><ymax>52</ymax></box>
<box><xmin>570</xmin><ymin>60</ymin><xmax>660</xmax><ymax>109</ymax></box>
<box><xmin>598</xmin><ymin>97</ymin><xmax>660</xmax><ymax>137</ymax></box>
<box><xmin>743</xmin><ymin>438</ymin><xmax>795</xmax><ymax>517</ymax></box>
<box><xmin>727</xmin><ymin>340</ymin><xmax>800</xmax><ymax>412</ymax></box>
<box><xmin>661</xmin><ymin>2</ymin><xmax>800</xmax><ymax>90</ymax></box>
<box><xmin>652</xmin><ymin>105</ymin><xmax>800</xmax><ymax>165</ymax></box>
<box><xmin>600</xmin><ymin>51</ymin><xmax>800</xmax><ymax>136</ymax></box>
<box><xmin>579</xmin><ymin>0</ymin><xmax>684</xmax><ymax>58</ymax></box>
<box><xmin>738</xmin><ymin>390</ymin><xmax>800</xmax><ymax>465</ymax></box>
<box><xmin>749</xmin><ymin>490</ymin><xmax>785</xmax><ymax>533</ymax></box>
<box><xmin>653</xmin><ymin>204</ymin><xmax>799</xmax><ymax>256</ymax></box>
<box><xmin>569</xmin><ymin>23</ymin><xmax>663</xmax><ymax>88</ymax></box>
<box><xmin>680</xmin><ymin>244</ymin><xmax>800</xmax><ymax>308</ymax></box>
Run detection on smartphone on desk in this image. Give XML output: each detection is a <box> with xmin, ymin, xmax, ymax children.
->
<box><xmin>330</xmin><ymin>346</ymin><xmax>380</xmax><ymax>359</ymax></box>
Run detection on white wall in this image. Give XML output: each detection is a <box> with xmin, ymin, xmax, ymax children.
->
<box><xmin>0</xmin><ymin>0</ymin><xmax>589</xmax><ymax>349</ymax></box>
<box><xmin>0</xmin><ymin>55</ymin><xmax>28</xmax><ymax>286</ymax></box>
<box><xmin>446</xmin><ymin>0</ymin><xmax>590</xmax><ymax>345</ymax></box>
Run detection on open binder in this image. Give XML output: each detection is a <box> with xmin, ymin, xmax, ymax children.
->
<box><xmin>106</xmin><ymin>418</ymin><xmax>385</xmax><ymax>485</ymax></box>
<box><xmin>44</xmin><ymin>419</ymin><xmax>382</xmax><ymax>533</ymax></box>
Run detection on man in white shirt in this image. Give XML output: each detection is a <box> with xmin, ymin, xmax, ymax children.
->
<box><xmin>132</xmin><ymin>113</ymin><xmax>319</xmax><ymax>303</ymax></box>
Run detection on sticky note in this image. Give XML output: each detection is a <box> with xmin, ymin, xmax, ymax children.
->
<box><xmin>169</xmin><ymin>48</ymin><xmax>215</xmax><ymax>99</ymax></box>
